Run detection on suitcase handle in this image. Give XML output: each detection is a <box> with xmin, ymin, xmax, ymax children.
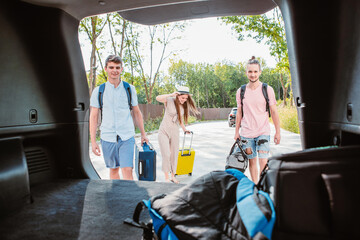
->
<box><xmin>181</xmin><ymin>131</ymin><xmax>193</xmax><ymax>156</ymax></box>
<box><xmin>142</xmin><ymin>142</ymin><xmax>154</xmax><ymax>151</ymax></box>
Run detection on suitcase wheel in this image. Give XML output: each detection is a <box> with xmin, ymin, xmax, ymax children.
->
<box><xmin>188</xmin><ymin>173</ymin><xmax>192</xmax><ymax>176</ymax></box>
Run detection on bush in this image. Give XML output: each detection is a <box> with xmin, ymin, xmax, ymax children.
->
<box><xmin>188</xmin><ymin>116</ymin><xmax>198</xmax><ymax>124</ymax></box>
<box><xmin>139</xmin><ymin>117</ymin><xmax>163</xmax><ymax>133</ymax></box>
<box><xmin>273</xmin><ymin>103</ymin><xmax>300</xmax><ymax>134</ymax></box>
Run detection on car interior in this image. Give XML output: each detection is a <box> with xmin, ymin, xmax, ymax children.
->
<box><xmin>0</xmin><ymin>0</ymin><xmax>359</xmax><ymax>239</ymax></box>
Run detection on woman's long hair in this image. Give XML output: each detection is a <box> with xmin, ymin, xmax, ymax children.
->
<box><xmin>174</xmin><ymin>94</ymin><xmax>200</xmax><ymax>124</ymax></box>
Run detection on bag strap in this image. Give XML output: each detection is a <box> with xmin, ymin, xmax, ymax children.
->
<box><xmin>123</xmin><ymin>201</ymin><xmax>154</xmax><ymax>239</ymax></box>
<box><xmin>229</xmin><ymin>141</ymin><xmax>238</xmax><ymax>155</ymax></box>
<box><xmin>229</xmin><ymin>138</ymin><xmax>241</xmax><ymax>155</ymax></box>
<box><xmin>256</xmin><ymin>162</ymin><xmax>268</xmax><ymax>190</ymax></box>
<box><xmin>122</xmin><ymin>81</ymin><xmax>133</xmax><ymax>110</ymax></box>
<box><xmin>98</xmin><ymin>83</ymin><xmax>106</xmax><ymax>120</ymax></box>
<box><xmin>98</xmin><ymin>81</ymin><xmax>132</xmax><ymax>121</ymax></box>
<box><xmin>229</xmin><ymin>139</ymin><xmax>248</xmax><ymax>160</ymax></box>
<box><xmin>241</xmin><ymin>83</ymin><xmax>271</xmax><ymax>118</ymax></box>
<box><xmin>262</xmin><ymin>83</ymin><xmax>271</xmax><ymax>118</ymax></box>
<box><xmin>98</xmin><ymin>83</ymin><xmax>106</xmax><ymax>110</ymax></box>
<box><xmin>240</xmin><ymin>84</ymin><xmax>246</xmax><ymax>118</ymax></box>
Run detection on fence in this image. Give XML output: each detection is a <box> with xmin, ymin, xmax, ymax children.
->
<box><xmin>138</xmin><ymin>104</ymin><xmax>232</xmax><ymax>121</ymax></box>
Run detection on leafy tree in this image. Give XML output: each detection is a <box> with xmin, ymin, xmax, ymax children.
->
<box><xmin>123</xmin><ymin>22</ymin><xmax>140</xmax><ymax>86</ymax></box>
<box><xmin>221</xmin><ymin>7</ymin><xmax>291</xmax><ymax>105</ymax></box>
<box><xmin>127</xmin><ymin>22</ymin><xmax>187</xmax><ymax>103</ymax></box>
<box><xmin>214</xmin><ymin>61</ymin><xmax>245</xmax><ymax>107</ymax></box>
<box><xmin>106</xmin><ymin>13</ymin><xmax>127</xmax><ymax>58</ymax></box>
<box><xmin>167</xmin><ymin>59</ymin><xmax>282</xmax><ymax>108</ymax></box>
<box><xmin>79</xmin><ymin>16</ymin><xmax>107</xmax><ymax>95</ymax></box>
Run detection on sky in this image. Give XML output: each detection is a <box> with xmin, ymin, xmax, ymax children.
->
<box><xmin>79</xmin><ymin>17</ymin><xmax>277</xmax><ymax>73</ymax></box>
<box><xmin>175</xmin><ymin>17</ymin><xmax>276</xmax><ymax>67</ymax></box>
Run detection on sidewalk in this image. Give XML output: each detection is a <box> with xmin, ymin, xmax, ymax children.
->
<box><xmin>90</xmin><ymin>121</ymin><xmax>302</xmax><ymax>183</ymax></box>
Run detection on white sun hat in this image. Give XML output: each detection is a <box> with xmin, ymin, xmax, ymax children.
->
<box><xmin>177</xmin><ymin>86</ymin><xmax>190</xmax><ymax>94</ymax></box>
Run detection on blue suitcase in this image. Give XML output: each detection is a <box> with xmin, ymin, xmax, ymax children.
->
<box><xmin>135</xmin><ymin>142</ymin><xmax>156</xmax><ymax>181</ymax></box>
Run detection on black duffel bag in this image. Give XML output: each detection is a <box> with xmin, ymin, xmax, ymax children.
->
<box><xmin>226</xmin><ymin>139</ymin><xmax>248</xmax><ymax>173</ymax></box>
<box><xmin>257</xmin><ymin>145</ymin><xmax>360</xmax><ymax>240</ymax></box>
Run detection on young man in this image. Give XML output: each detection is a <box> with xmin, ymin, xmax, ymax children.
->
<box><xmin>89</xmin><ymin>55</ymin><xmax>148</xmax><ymax>180</ymax></box>
<box><xmin>234</xmin><ymin>56</ymin><xmax>281</xmax><ymax>183</ymax></box>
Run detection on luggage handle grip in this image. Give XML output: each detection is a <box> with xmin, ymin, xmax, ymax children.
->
<box><xmin>181</xmin><ymin>151</ymin><xmax>192</xmax><ymax>157</ymax></box>
<box><xmin>142</xmin><ymin>141</ymin><xmax>154</xmax><ymax>151</ymax></box>
<box><xmin>181</xmin><ymin>131</ymin><xmax>193</xmax><ymax>156</ymax></box>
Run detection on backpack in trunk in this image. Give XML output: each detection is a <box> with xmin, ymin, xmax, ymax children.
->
<box><xmin>125</xmin><ymin>169</ymin><xmax>276</xmax><ymax>240</ymax></box>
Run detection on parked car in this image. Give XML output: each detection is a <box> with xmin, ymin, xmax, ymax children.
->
<box><xmin>228</xmin><ymin>108</ymin><xmax>237</xmax><ymax>127</ymax></box>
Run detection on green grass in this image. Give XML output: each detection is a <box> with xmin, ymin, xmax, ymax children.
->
<box><xmin>137</xmin><ymin>116</ymin><xmax>163</xmax><ymax>133</ymax></box>
<box><xmin>273</xmin><ymin>102</ymin><xmax>300</xmax><ymax>134</ymax></box>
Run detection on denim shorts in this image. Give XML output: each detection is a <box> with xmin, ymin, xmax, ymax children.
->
<box><xmin>101</xmin><ymin>136</ymin><xmax>135</xmax><ymax>169</ymax></box>
<box><xmin>240</xmin><ymin>135</ymin><xmax>270</xmax><ymax>159</ymax></box>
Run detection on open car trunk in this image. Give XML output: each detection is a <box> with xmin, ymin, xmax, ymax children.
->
<box><xmin>1</xmin><ymin>0</ymin><xmax>360</xmax><ymax>239</ymax></box>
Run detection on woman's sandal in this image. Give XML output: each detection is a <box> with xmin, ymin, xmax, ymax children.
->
<box><xmin>170</xmin><ymin>178</ymin><xmax>180</xmax><ymax>184</ymax></box>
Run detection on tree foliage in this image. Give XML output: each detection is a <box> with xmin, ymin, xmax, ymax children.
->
<box><xmin>126</xmin><ymin>22</ymin><xmax>187</xmax><ymax>104</ymax></box>
<box><xmin>167</xmin><ymin>59</ymin><xmax>281</xmax><ymax>108</ymax></box>
<box><xmin>80</xmin><ymin>14</ymin><xmax>186</xmax><ymax>104</ymax></box>
<box><xmin>221</xmin><ymin>8</ymin><xmax>291</xmax><ymax>105</ymax></box>
<box><xmin>79</xmin><ymin>15</ymin><xmax>107</xmax><ymax>95</ymax></box>
<box><xmin>79</xmin><ymin>13</ymin><xmax>286</xmax><ymax>108</ymax></box>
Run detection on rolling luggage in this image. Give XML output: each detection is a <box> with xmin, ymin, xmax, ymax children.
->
<box><xmin>135</xmin><ymin>142</ymin><xmax>156</xmax><ymax>181</ymax></box>
<box><xmin>175</xmin><ymin>131</ymin><xmax>195</xmax><ymax>176</ymax></box>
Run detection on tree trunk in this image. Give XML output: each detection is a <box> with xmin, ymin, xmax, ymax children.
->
<box><xmin>283</xmin><ymin>87</ymin><xmax>288</xmax><ymax>106</ymax></box>
<box><xmin>107</xmin><ymin>14</ymin><xmax>117</xmax><ymax>55</ymax></box>
<box><xmin>197</xmin><ymin>89</ymin><xmax>200</xmax><ymax>107</ymax></box>
<box><xmin>119</xmin><ymin>19</ymin><xmax>126</xmax><ymax>58</ymax></box>
<box><xmin>142</xmin><ymin>76</ymin><xmax>151</xmax><ymax>104</ymax></box>
<box><xmin>279</xmin><ymin>72</ymin><xmax>287</xmax><ymax>106</ymax></box>
<box><xmin>205</xmin><ymin>82</ymin><xmax>210</xmax><ymax>108</ymax></box>
<box><xmin>89</xmin><ymin>17</ymin><xmax>98</xmax><ymax>96</ymax></box>
<box><xmin>96</xmin><ymin>49</ymin><xmax>106</xmax><ymax>80</ymax></box>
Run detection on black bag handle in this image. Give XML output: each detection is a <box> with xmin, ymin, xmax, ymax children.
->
<box><xmin>256</xmin><ymin>162</ymin><xmax>269</xmax><ymax>190</ymax></box>
<box><xmin>229</xmin><ymin>139</ymin><xmax>240</xmax><ymax>155</ymax></box>
<box><xmin>124</xmin><ymin>194</ymin><xmax>166</xmax><ymax>228</ymax></box>
<box><xmin>123</xmin><ymin>201</ymin><xmax>155</xmax><ymax>240</ymax></box>
<box><xmin>123</xmin><ymin>201</ymin><xmax>147</xmax><ymax>228</ymax></box>
<box><xmin>229</xmin><ymin>139</ymin><xmax>248</xmax><ymax>160</ymax></box>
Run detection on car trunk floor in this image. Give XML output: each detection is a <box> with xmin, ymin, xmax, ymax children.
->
<box><xmin>0</xmin><ymin>179</ymin><xmax>183</xmax><ymax>239</ymax></box>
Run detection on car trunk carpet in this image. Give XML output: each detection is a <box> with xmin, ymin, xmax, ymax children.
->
<box><xmin>0</xmin><ymin>179</ymin><xmax>183</xmax><ymax>239</ymax></box>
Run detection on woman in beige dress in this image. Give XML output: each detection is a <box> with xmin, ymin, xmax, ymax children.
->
<box><xmin>156</xmin><ymin>86</ymin><xmax>199</xmax><ymax>183</ymax></box>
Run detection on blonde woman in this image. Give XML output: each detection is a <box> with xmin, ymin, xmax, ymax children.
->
<box><xmin>156</xmin><ymin>86</ymin><xmax>199</xmax><ymax>183</ymax></box>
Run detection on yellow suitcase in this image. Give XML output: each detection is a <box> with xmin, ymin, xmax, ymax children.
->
<box><xmin>176</xmin><ymin>131</ymin><xmax>195</xmax><ymax>176</ymax></box>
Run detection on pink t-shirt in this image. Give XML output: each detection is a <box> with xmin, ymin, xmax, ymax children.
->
<box><xmin>236</xmin><ymin>83</ymin><xmax>276</xmax><ymax>138</ymax></box>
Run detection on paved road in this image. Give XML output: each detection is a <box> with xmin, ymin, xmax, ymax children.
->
<box><xmin>90</xmin><ymin>121</ymin><xmax>302</xmax><ymax>184</ymax></box>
